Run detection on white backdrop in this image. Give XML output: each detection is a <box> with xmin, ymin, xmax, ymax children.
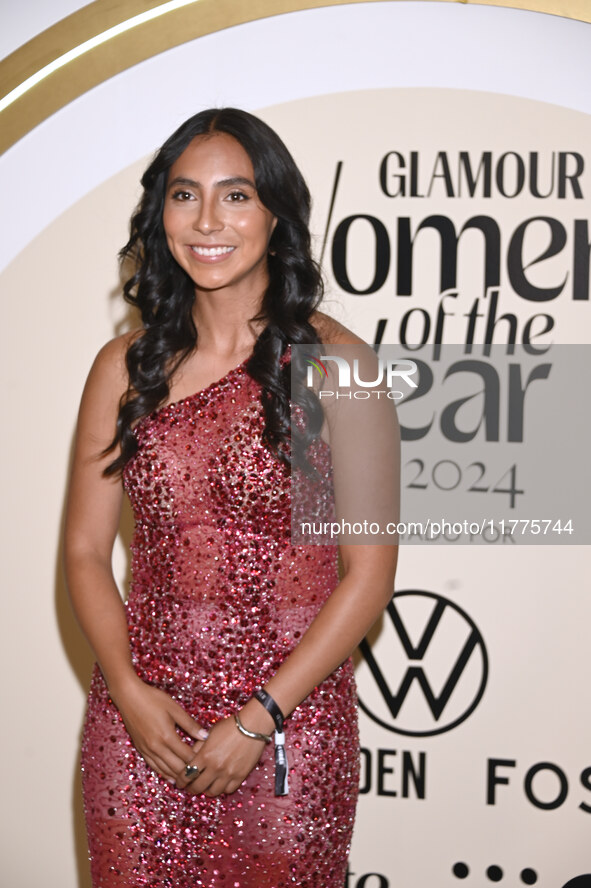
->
<box><xmin>1</xmin><ymin>3</ymin><xmax>589</xmax><ymax>887</ymax></box>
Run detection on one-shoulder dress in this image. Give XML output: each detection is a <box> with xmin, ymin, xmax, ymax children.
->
<box><xmin>81</xmin><ymin>360</ymin><xmax>360</xmax><ymax>887</ymax></box>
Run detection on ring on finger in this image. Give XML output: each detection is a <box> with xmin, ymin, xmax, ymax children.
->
<box><xmin>184</xmin><ymin>763</ymin><xmax>201</xmax><ymax>782</ymax></box>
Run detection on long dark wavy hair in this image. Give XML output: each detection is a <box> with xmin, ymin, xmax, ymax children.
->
<box><xmin>104</xmin><ymin>108</ymin><xmax>323</xmax><ymax>475</ymax></box>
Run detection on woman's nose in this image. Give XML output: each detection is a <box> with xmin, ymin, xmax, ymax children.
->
<box><xmin>193</xmin><ymin>196</ymin><xmax>222</xmax><ymax>233</ymax></box>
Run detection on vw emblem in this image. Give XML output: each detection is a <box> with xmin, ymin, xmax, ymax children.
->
<box><xmin>357</xmin><ymin>590</ymin><xmax>488</xmax><ymax>736</ymax></box>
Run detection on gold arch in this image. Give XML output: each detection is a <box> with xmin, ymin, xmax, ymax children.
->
<box><xmin>1</xmin><ymin>0</ymin><xmax>589</xmax><ymax>154</ymax></box>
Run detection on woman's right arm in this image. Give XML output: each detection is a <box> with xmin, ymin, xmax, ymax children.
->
<box><xmin>64</xmin><ymin>337</ymin><xmax>205</xmax><ymax>781</ymax></box>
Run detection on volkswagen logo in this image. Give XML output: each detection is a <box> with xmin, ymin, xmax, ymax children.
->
<box><xmin>357</xmin><ymin>590</ymin><xmax>488</xmax><ymax>736</ymax></box>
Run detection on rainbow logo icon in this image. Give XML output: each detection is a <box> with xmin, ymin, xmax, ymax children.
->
<box><xmin>303</xmin><ymin>354</ymin><xmax>328</xmax><ymax>378</ymax></box>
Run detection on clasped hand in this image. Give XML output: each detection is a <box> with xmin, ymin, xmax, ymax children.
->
<box><xmin>176</xmin><ymin>715</ymin><xmax>267</xmax><ymax>797</ymax></box>
<box><xmin>112</xmin><ymin>677</ymin><xmax>265</xmax><ymax>797</ymax></box>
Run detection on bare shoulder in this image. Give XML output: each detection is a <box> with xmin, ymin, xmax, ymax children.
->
<box><xmin>311</xmin><ymin>311</ymin><xmax>366</xmax><ymax>346</ymax></box>
<box><xmin>85</xmin><ymin>330</ymin><xmax>139</xmax><ymax>400</ymax></box>
<box><xmin>74</xmin><ymin>331</ymin><xmax>141</xmax><ymax>446</ymax></box>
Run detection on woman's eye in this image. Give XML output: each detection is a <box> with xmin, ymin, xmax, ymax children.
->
<box><xmin>227</xmin><ymin>191</ymin><xmax>248</xmax><ymax>202</ymax></box>
<box><xmin>172</xmin><ymin>190</ymin><xmax>193</xmax><ymax>201</ymax></box>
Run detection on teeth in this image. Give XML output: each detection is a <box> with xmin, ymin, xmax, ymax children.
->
<box><xmin>191</xmin><ymin>246</ymin><xmax>235</xmax><ymax>256</ymax></box>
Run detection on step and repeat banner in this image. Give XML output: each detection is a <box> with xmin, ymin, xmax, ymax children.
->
<box><xmin>1</xmin><ymin>2</ymin><xmax>589</xmax><ymax>886</ymax></box>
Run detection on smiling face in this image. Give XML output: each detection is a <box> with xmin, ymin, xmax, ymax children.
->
<box><xmin>162</xmin><ymin>132</ymin><xmax>277</xmax><ymax>302</ymax></box>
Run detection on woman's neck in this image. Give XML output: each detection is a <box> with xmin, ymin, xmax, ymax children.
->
<box><xmin>191</xmin><ymin>288</ymin><xmax>265</xmax><ymax>358</ymax></box>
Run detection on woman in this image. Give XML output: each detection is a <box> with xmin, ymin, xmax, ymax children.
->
<box><xmin>65</xmin><ymin>108</ymin><xmax>398</xmax><ymax>887</ymax></box>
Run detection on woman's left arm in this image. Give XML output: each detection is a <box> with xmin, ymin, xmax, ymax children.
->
<box><xmin>253</xmin><ymin>542</ymin><xmax>398</xmax><ymax>713</ymax></box>
<box><xmin>259</xmin><ymin>328</ymin><xmax>400</xmax><ymax>720</ymax></box>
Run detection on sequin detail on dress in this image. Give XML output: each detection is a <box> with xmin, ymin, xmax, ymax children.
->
<box><xmin>81</xmin><ymin>362</ymin><xmax>359</xmax><ymax>887</ymax></box>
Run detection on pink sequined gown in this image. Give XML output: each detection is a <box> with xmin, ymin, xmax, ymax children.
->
<box><xmin>81</xmin><ymin>361</ymin><xmax>359</xmax><ymax>887</ymax></box>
